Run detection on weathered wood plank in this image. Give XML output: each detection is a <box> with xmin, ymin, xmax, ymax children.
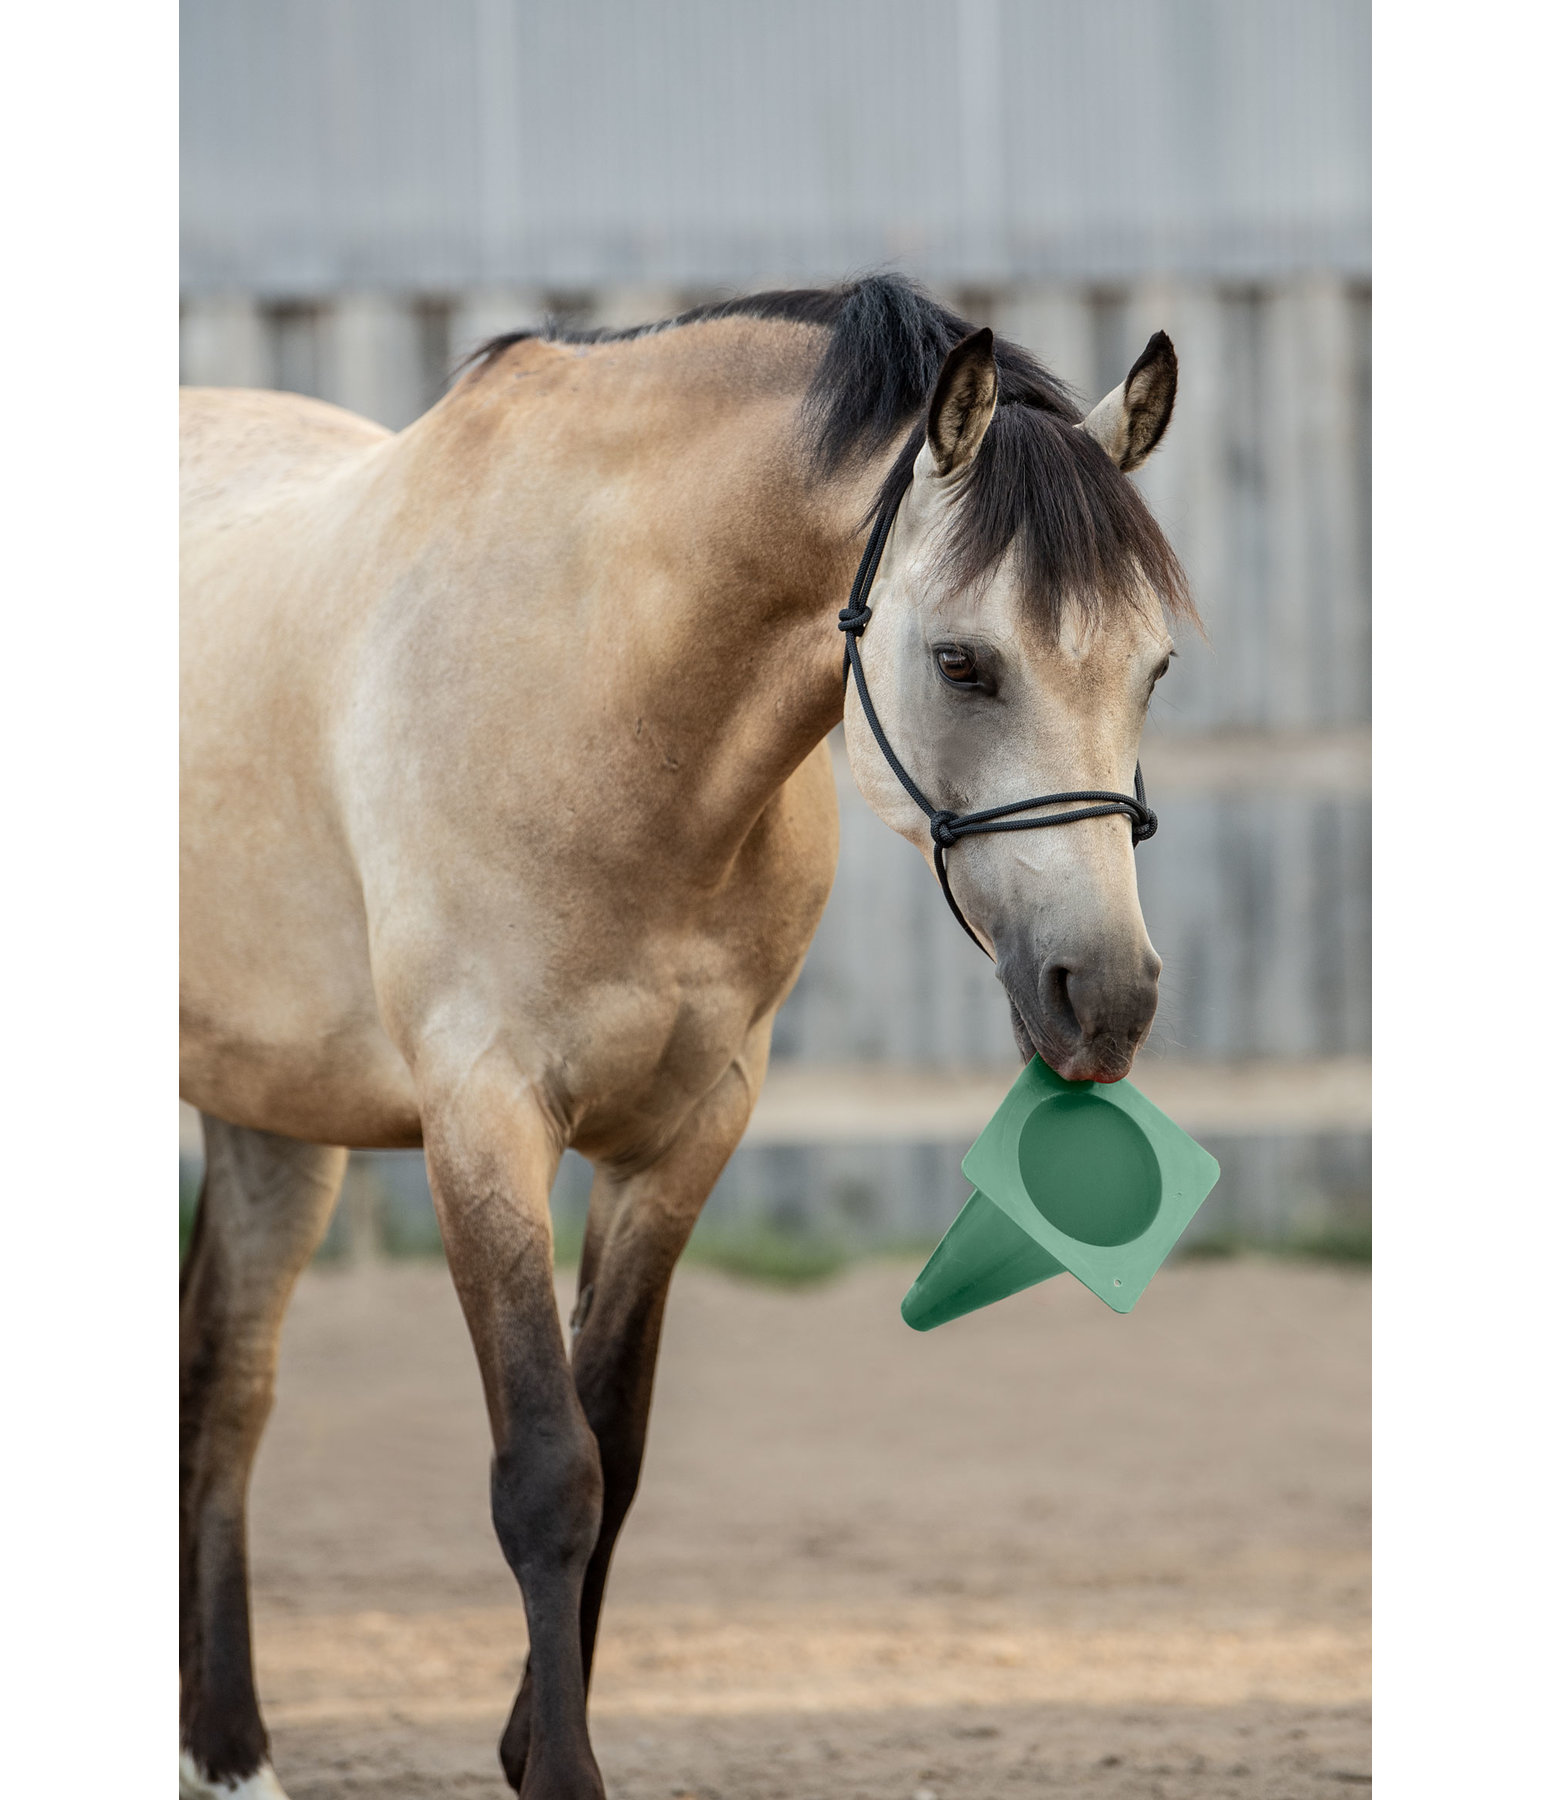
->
<box><xmin>320</xmin><ymin>295</ymin><xmax>423</xmax><ymax>430</ymax></box>
<box><xmin>181</xmin><ymin>295</ymin><xmax>269</xmax><ymax>389</ymax></box>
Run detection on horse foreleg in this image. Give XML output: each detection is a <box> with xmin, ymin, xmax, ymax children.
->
<box><xmin>499</xmin><ymin>1039</ymin><xmax>768</xmax><ymax>1788</ymax></box>
<box><xmin>422</xmin><ymin>1062</ymin><xmax>606</xmax><ymax>1799</ymax></box>
<box><xmin>180</xmin><ymin>1118</ymin><xmax>347</xmax><ymax>1800</ymax></box>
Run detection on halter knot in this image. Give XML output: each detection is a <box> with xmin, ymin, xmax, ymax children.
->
<box><xmin>837</xmin><ymin>603</ymin><xmax>873</xmax><ymax>634</ymax></box>
<box><xmin>929</xmin><ymin>810</ymin><xmax>961</xmax><ymax>847</ymax></box>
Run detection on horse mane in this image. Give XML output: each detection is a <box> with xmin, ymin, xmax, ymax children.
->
<box><xmin>470</xmin><ymin>276</ymin><xmax>1194</xmax><ymax>630</ymax></box>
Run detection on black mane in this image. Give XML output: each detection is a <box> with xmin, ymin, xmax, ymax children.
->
<box><xmin>472</xmin><ymin>276</ymin><xmax>1192</xmax><ymax>627</ymax></box>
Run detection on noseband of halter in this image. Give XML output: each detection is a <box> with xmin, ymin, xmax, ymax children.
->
<box><xmin>838</xmin><ymin>488</ymin><xmax>1159</xmax><ymax>958</ymax></box>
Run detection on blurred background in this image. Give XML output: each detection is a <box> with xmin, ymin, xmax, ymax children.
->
<box><xmin>180</xmin><ymin>0</ymin><xmax>1370</xmax><ymax>1270</ymax></box>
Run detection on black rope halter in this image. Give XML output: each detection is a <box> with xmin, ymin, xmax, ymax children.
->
<box><xmin>839</xmin><ymin>488</ymin><xmax>1158</xmax><ymax>957</ymax></box>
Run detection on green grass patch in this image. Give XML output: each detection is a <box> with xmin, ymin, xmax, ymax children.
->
<box><xmin>1281</xmin><ymin>1221</ymin><xmax>1371</xmax><ymax>1264</ymax></box>
<box><xmin>681</xmin><ymin>1224</ymin><xmax>855</xmax><ymax>1288</ymax></box>
<box><xmin>550</xmin><ymin>1216</ymin><xmax>586</xmax><ymax>1267</ymax></box>
<box><xmin>1175</xmin><ymin>1232</ymin><xmax>1241</xmax><ymax>1260</ymax></box>
<box><xmin>377</xmin><ymin>1205</ymin><xmax>446</xmax><ymax>1259</ymax></box>
<box><xmin>1177</xmin><ymin>1223</ymin><xmax>1370</xmax><ymax>1266</ymax></box>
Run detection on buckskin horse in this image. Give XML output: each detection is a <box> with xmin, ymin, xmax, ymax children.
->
<box><xmin>179</xmin><ymin>275</ymin><xmax>1193</xmax><ymax>1798</ymax></box>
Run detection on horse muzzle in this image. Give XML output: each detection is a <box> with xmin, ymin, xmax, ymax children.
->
<box><xmin>1001</xmin><ymin>940</ymin><xmax>1162</xmax><ymax>1084</ymax></box>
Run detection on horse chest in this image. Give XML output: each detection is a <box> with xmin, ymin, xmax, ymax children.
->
<box><xmin>536</xmin><ymin>789</ymin><xmax>838</xmax><ymax>1150</ymax></box>
<box><xmin>557</xmin><ymin>876</ymin><xmax>819</xmax><ymax>1107</ymax></box>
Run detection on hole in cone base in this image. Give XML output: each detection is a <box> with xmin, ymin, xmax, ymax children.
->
<box><xmin>1017</xmin><ymin>1094</ymin><xmax>1161</xmax><ymax>1247</ymax></box>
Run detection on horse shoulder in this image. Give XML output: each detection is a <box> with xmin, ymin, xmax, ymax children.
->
<box><xmin>728</xmin><ymin>734</ymin><xmax>842</xmax><ymax>977</ymax></box>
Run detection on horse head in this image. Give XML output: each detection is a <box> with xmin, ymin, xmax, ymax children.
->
<box><xmin>843</xmin><ymin>326</ymin><xmax>1187</xmax><ymax>1084</ymax></box>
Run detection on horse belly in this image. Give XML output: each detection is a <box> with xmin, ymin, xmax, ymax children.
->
<box><xmin>179</xmin><ymin>891</ymin><xmax>423</xmax><ymax>1148</ymax></box>
<box><xmin>180</xmin><ymin>710</ymin><xmax>419</xmax><ymax>1145</ymax></box>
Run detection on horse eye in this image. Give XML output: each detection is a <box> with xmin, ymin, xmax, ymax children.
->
<box><xmin>936</xmin><ymin>647</ymin><xmax>978</xmax><ymax>686</ymax></box>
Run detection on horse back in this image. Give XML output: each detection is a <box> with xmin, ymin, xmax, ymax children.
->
<box><xmin>180</xmin><ymin>386</ymin><xmax>389</xmax><ymax>526</ymax></box>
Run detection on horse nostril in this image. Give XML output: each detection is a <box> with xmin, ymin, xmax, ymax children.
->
<box><xmin>1018</xmin><ymin>953</ymin><xmax>1162</xmax><ymax>1072</ymax></box>
<box><xmin>1063</xmin><ymin>959</ymin><xmax>1161</xmax><ymax>1046</ymax></box>
<box><xmin>1040</xmin><ymin>962</ymin><xmax>1081</xmax><ymax>1036</ymax></box>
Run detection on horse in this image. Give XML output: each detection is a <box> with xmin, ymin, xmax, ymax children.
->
<box><xmin>179</xmin><ymin>274</ymin><xmax>1193</xmax><ymax>1799</ymax></box>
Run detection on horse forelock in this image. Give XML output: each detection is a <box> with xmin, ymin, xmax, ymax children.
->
<box><xmin>464</xmin><ymin>274</ymin><xmax>1196</xmax><ymax>634</ymax></box>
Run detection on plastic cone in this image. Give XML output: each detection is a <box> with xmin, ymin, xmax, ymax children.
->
<box><xmin>901</xmin><ymin>1188</ymin><xmax>1066</xmax><ymax>1330</ymax></box>
<box><xmin>902</xmin><ymin>1057</ymin><xmax>1220</xmax><ymax>1331</ymax></box>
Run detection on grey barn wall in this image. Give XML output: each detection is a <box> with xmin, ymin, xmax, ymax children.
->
<box><xmin>181</xmin><ymin>0</ymin><xmax>1369</xmax><ymax>292</ymax></box>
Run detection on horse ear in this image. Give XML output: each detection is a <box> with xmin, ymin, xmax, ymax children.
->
<box><xmin>926</xmin><ymin>327</ymin><xmax>998</xmax><ymax>476</ymax></box>
<box><xmin>1080</xmin><ymin>331</ymin><xmax>1177</xmax><ymax>473</ymax></box>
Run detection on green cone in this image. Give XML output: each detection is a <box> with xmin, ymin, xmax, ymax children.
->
<box><xmin>900</xmin><ymin>1187</ymin><xmax>1066</xmax><ymax>1331</ymax></box>
<box><xmin>902</xmin><ymin>1057</ymin><xmax>1220</xmax><ymax>1331</ymax></box>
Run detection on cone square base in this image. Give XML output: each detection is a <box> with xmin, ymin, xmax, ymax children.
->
<box><xmin>902</xmin><ymin>1057</ymin><xmax>1220</xmax><ymax>1330</ymax></box>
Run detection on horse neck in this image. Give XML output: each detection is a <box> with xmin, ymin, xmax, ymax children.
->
<box><xmin>432</xmin><ymin>334</ymin><xmax>887</xmax><ymax>866</ymax></box>
<box><xmin>612</xmin><ymin>453</ymin><xmax>873</xmax><ymax>867</ymax></box>
<box><xmin>640</xmin><ymin>456</ymin><xmax>876</xmax><ymax>853</ymax></box>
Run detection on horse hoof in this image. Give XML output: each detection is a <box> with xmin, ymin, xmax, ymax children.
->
<box><xmin>179</xmin><ymin>1749</ymin><xmax>292</xmax><ymax>1800</ymax></box>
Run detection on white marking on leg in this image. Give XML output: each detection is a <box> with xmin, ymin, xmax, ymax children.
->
<box><xmin>179</xmin><ymin>1749</ymin><xmax>292</xmax><ymax>1800</ymax></box>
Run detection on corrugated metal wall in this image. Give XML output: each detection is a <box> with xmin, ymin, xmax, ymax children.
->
<box><xmin>179</xmin><ymin>1</ymin><xmax>1370</xmax><ymax>1247</ymax></box>
<box><xmin>181</xmin><ymin>0</ymin><xmax>1370</xmax><ymax>292</ymax></box>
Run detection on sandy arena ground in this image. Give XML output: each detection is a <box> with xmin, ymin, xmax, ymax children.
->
<box><xmin>249</xmin><ymin>1257</ymin><xmax>1369</xmax><ymax>1798</ymax></box>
